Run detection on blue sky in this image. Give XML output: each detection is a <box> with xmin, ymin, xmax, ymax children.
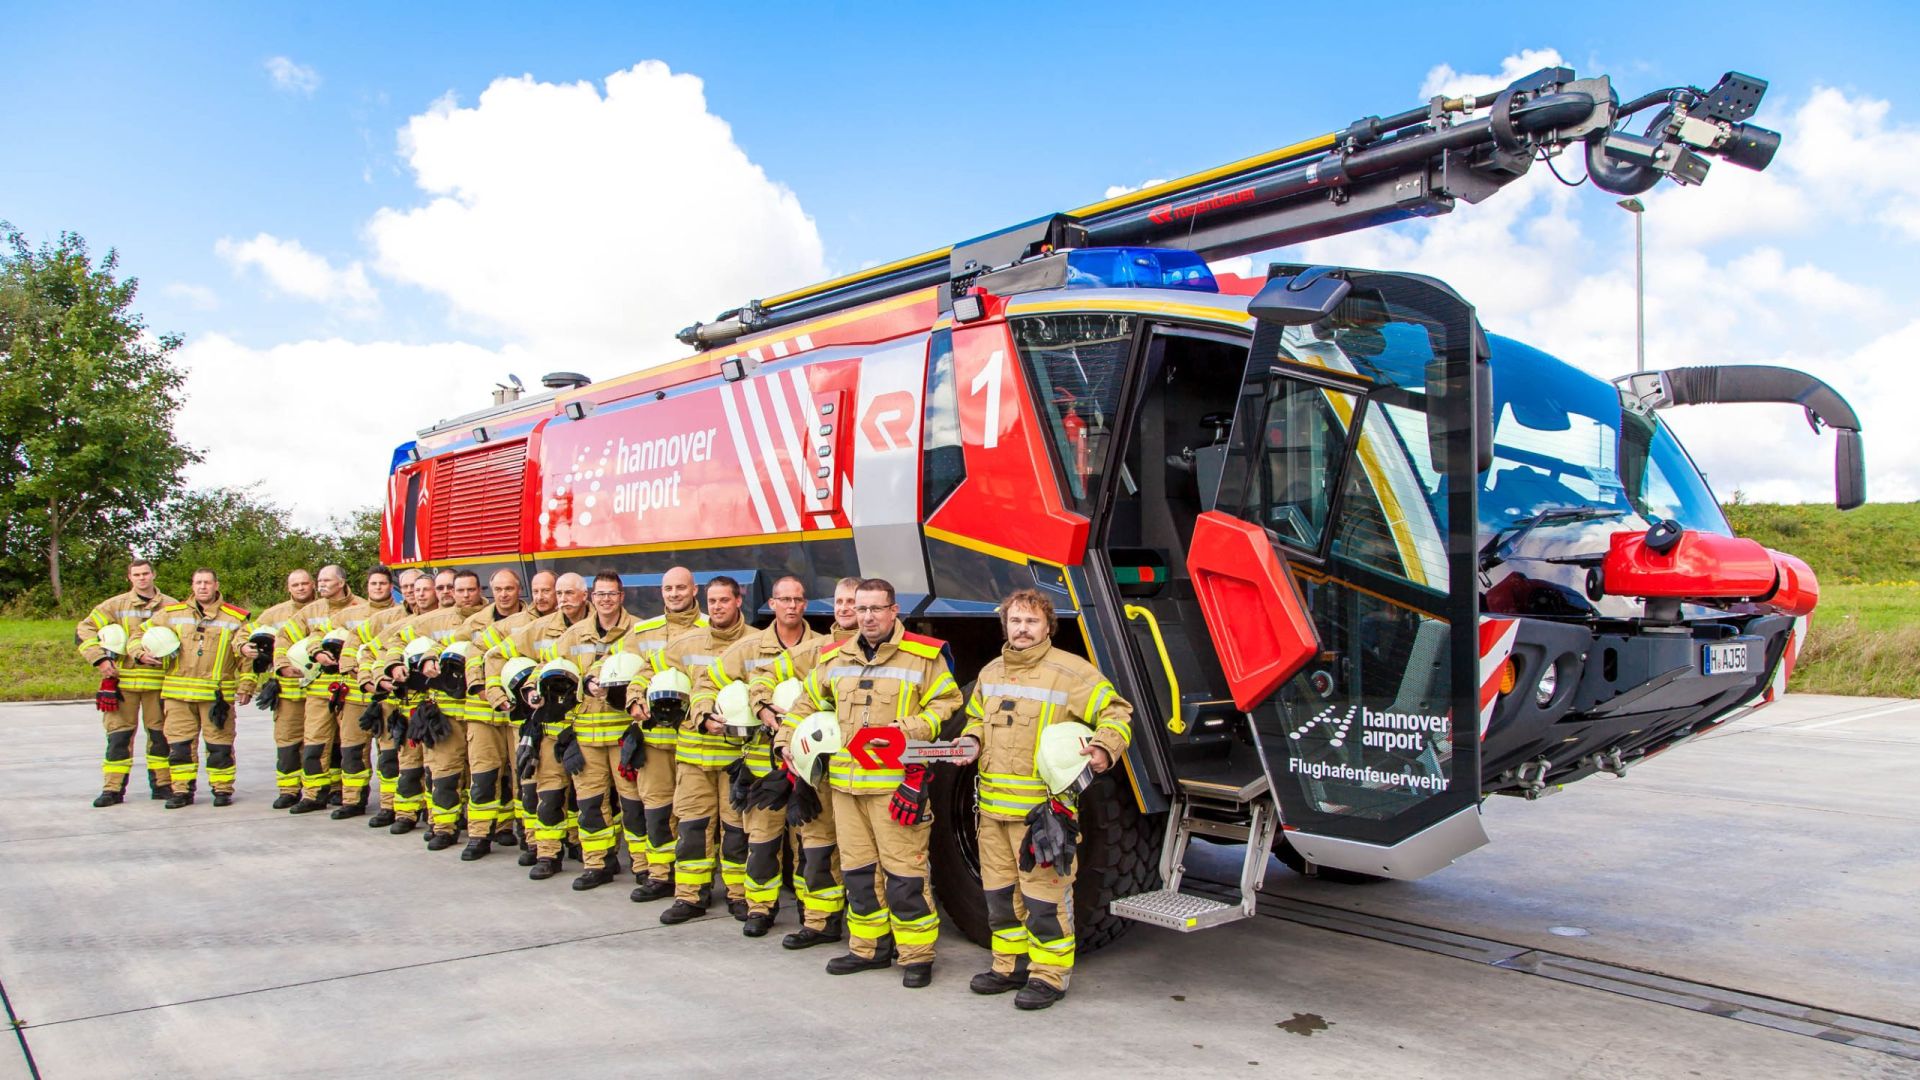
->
<box><xmin>6</xmin><ymin>2</ymin><xmax>1919</xmax><ymax>521</ymax></box>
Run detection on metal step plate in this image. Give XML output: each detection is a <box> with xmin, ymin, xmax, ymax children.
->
<box><xmin>1110</xmin><ymin>889</ymin><xmax>1248</xmax><ymax>932</ymax></box>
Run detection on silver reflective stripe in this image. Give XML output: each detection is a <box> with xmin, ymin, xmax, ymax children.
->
<box><xmin>683</xmin><ymin>654</ymin><xmax>716</xmax><ymax>668</ymax></box>
<box><xmin>825</xmin><ymin>665</ymin><xmax>922</xmax><ymax>685</ymax></box>
<box><xmin>745</xmin><ymin>657</ymin><xmax>777</xmax><ymax>670</ymax></box>
<box><xmin>980</xmin><ymin>682</ymin><xmax>1069</xmax><ymax>706</ymax></box>
<box><xmin>567</xmin><ymin>643</ymin><xmax>608</xmax><ymax>656</ymax></box>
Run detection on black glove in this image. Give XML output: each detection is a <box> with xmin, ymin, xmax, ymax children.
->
<box><xmin>1019</xmin><ymin>798</ymin><xmax>1079</xmax><ymax>877</ymax></box>
<box><xmin>209</xmin><ymin>693</ymin><xmax>231</xmax><ymax>731</ymax></box>
<box><xmin>618</xmin><ymin>723</ymin><xmax>645</xmax><ymax>780</ymax></box>
<box><xmin>554</xmin><ymin>727</ymin><xmax>586</xmax><ymax>775</ymax></box>
<box><xmin>254</xmin><ymin>679</ymin><xmax>281</xmax><ymax>711</ymax></box>
<box><xmin>787</xmin><ymin>777</ymin><xmax>823</xmax><ymax>827</ymax></box>
<box><xmin>95</xmin><ymin>675</ymin><xmax>122</xmax><ymax>713</ymax></box>
<box><xmin>408</xmin><ymin>700</ymin><xmax>443</xmax><ymax>746</ymax></box>
<box><xmin>356</xmin><ymin>700</ymin><xmax>386</xmax><ymax>735</ymax></box>
<box><xmin>887</xmin><ymin>763</ymin><xmax>930</xmax><ymax>827</ymax></box>
<box><xmin>748</xmin><ymin>747</ymin><xmax>793</xmax><ymax>811</ymax></box>
<box><xmin>726</xmin><ymin>758</ymin><xmax>754</xmax><ymax>812</ymax></box>
<box><xmin>423</xmin><ymin>699</ymin><xmax>453</xmax><ymax>746</ymax></box>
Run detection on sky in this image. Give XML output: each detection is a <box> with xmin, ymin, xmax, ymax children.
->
<box><xmin>5</xmin><ymin>2</ymin><xmax>1918</xmax><ymax>527</ymax></box>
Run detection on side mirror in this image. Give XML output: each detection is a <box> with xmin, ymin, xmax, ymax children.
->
<box><xmin>1836</xmin><ymin>429</ymin><xmax>1866</xmax><ymax>511</ymax></box>
<box><xmin>1249</xmin><ymin>268</ymin><xmax>1351</xmax><ymax>326</ymax></box>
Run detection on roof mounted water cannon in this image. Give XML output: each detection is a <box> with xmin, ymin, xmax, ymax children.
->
<box><xmin>675</xmin><ymin>64</ymin><xmax>1783</xmax><ymax>350</ymax></box>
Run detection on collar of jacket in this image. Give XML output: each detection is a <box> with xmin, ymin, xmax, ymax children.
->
<box><xmin>707</xmin><ymin>616</ymin><xmax>750</xmax><ymax>648</ymax></box>
<box><xmin>486</xmin><ymin>601</ymin><xmax>522</xmax><ymax>622</ymax></box>
<box><xmin>765</xmin><ymin>620</ymin><xmax>813</xmax><ymax>653</ymax></box>
<box><xmin>367</xmin><ymin>595</ymin><xmax>395</xmax><ymax>611</ymax></box>
<box><xmin>666</xmin><ymin>605</ymin><xmax>704</xmax><ymax>633</ymax></box>
<box><xmin>857</xmin><ymin>620</ymin><xmax>905</xmax><ymax>661</ymax></box>
<box><xmin>456</xmin><ymin>603</ymin><xmax>485</xmax><ymax>619</ymax></box>
<box><xmin>1000</xmin><ymin>637</ymin><xmax>1054</xmax><ymax>671</ymax></box>
<box><xmin>591</xmin><ymin>609</ymin><xmax>636</xmax><ymax>641</ymax></box>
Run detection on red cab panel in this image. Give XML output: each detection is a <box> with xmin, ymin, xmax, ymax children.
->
<box><xmin>1187</xmin><ymin>511</ymin><xmax>1319</xmax><ymax>711</ymax></box>
<box><xmin>1766</xmin><ymin>550</ymin><xmax>1819</xmax><ymax>616</ymax></box>
<box><xmin>1602</xmin><ymin>530</ymin><xmax>1777</xmax><ymax>599</ymax></box>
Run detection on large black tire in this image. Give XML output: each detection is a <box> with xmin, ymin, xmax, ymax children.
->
<box><xmin>929</xmin><ymin>762</ymin><xmax>1163</xmax><ymax>955</ymax></box>
<box><xmin>1272</xmin><ymin>833</ymin><xmax>1390</xmax><ymax>885</ymax></box>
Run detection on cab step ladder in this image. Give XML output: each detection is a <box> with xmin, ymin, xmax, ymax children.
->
<box><xmin>1109</xmin><ymin>774</ymin><xmax>1278</xmax><ymax>932</ymax></box>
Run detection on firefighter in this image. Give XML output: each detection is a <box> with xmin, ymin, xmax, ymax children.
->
<box><xmin>956</xmin><ymin>588</ymin><xmax>1132</xmax><ymax>1010</ymax></box>
<box><xmin>708</xmin><ymin>574</ymin><xmax>822</xmax><ymax>937</ymax></box>
<box><xmin>362</xmin><ymin>571</ymin><xmax>438</xmax><ymax>831</ymax></box>
<box><xmin>432</xmin><ymin>568</ymin><xmax>456</xmax><ymax>609</ymax></box>
<box><xmin>474</xmin><ymin>569</ymin><xmax>558</xmax><ymax>862</ymax></box>
<box><xmin>238</xmin><ymin>569</ymin><xmax>317</xmax><ymax>808</ymax></box>
<box><xmin>76</xmin><ymin>558</ymin><xmax>179</xmax><ymax>806</ymax></box>
<box><xmin>277</xmin><ymin>566</ymin><xmax>360</xmax><ymax>814</ymax></box>
<box><xmin>484</xmin><ymin>571</ymin><xmax>585</xmax><ymax>878</ymax></box>
<box><xmin>452</xmin><ymin>568</ymin><xmax>529</xmax><ymax>859</ymax></box>
<box><xmin>760</xmin><ymin>576</ymin><xmax>861</xmax><ymax>948</ymax></box>
<box><xmin>137</xmin><ymin>568</ymin><xmax>252</xmax><ymax>808</ymax></box>
<box><xmin>613</xmin><ymin>565</ymin><xmax>707</xmax><ymax>901</ymax></box>
<box><xmin>655</xmin><ymin>576</ymin><xmax>753</xmax><ymax>925</ymax></box>
<box><xmin>376</xmin><ymin>570</ymin><xmax>485</xmax><ymax>849</ymax></box>
<box><xmin>802</xmin><ymin>578</ymin><xmax>962</xmax><ymax>988</ymax></box>
<box><xmin>550</xmin><ymin>571</ymin><xmax>639</xmax><ymax>890</ymax></box>
<box><xmin>319</xmin><ymin>566</ymin><xmax>398</xmax><ymax>818</ymax></box>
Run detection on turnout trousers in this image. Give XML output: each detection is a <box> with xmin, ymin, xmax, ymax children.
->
<box><xmin>832</xmin><ymin>789</ymin><xmax>937</xmax><ymax>965</ymax></box>
<box><xmin>162</xmin><ymin>699</ymin><xmax>237</xmax><ymax>795</ymax></box>
<box><xmin>299</xmin><ymin>692</ymin><xmax>344</xmax><ymax>801</ymax></box>
<box><xmin>789</xmin><ymin>785</ymin><xmax>844</xmax><ymax>932</ymax></box>
<box><xmin>672</xmin><ymin>763</ymin><xmax>744</xmax><ymax>906</ymax></box>
<box><xmin>271</xmin><ymin>695</ymin><xmax>305</xmax><ymax>795</ymax></box>
<box><xmin>464</xmin><ymin>719</ymin><xmax>515</xmax><ymax>840</ymax></box>
<box><xmin>569</xmin><ymin>744</ymin><xmax>640</xmax><ymax>871</ymax></box>
<box><xmin>423</xmin><ymin>718</ymin><xmax>469</xmax><ymax>837</ymax></box>
<box><xmin>100</xmin><ymin>688</ymin><xmax>169</xmax><ymax>793</ymax></box>
<box><xmin>978</xmin><ymin>814</ymin><xmax>1077</xmax><ymax>990</ymax></box>
<box><xmin>526</xmin><ymin>736</ymin><xmax>577</xmax><ymax>860</ymax></box>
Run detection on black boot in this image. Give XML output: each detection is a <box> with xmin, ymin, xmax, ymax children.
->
<box><xmin>326</xmin><ymin>788</ymin><xmax>343</xmax><ymax>807</ymax></box>
<box><xmin>368</xmin><ymin>808</ymin><xmax>396</xmax><ymax>828</ymax></box>
<box><xmin>782</xmin><ymin>924</ymin><xmax>844</xmax><ymax>951</ymax></box>
<box><xmin>1014</xmin><ymin>982</ymin><xmax>1066</xmax><ymax>1010</ymax></box>
<box><xmin>826</xmin><ymin>936</ymin><xmax>896</xmax><ymax>975</ymax></box>
<box><xmin>150</xmin><ymin>782</ymin><xmax>172</xmax><ymax>801</ymax></box>
<box><xmin>529</xmin><ymin>857</ymin><xmax>563</xmax><ymax>880</ymax></box>
<box><xmin>212</xmin><ymin>791</ymin><xmax>233</xmax><ymax>807</ymax></box>
<box><xmin>271</xmin><ymin>791</ymin><xmax>299</xmax><ymax>810</ymax></box>
<box><xmin>572</xmin><ymin>863</ymin><xmax>618</xmax><ymax>891</ymax></box>
<box><xmin>566</xmin><ymin>842</ymin><xmax>584</xmax><ymax>863</ymax></box>
<box><xmin>728</xmin><ymin>898</ymin><xmax>750</xmax><ymax>922</ymax></box>
<box><xmin>389</xmin><ymin>815</ymin><xmax>417</xmax><ymax>835</ymax></box>
<box><xmin>492</xmin><ymin>825</ymin><xmax>516</xmax><ymax>847</ymax></box>
<box><xmin>901</xmin><ymin>963</ymin><xmax>934</xmax><ymax>989</ymax></box>
<box><xmin>518</xmin><ymin>847</ymin><xmax>538</xmax><ymax>867</ymax></box>
<box><xmin>659</xmin><ymin>899</ymin><xmax>708</xmax><ymax>925</ymax></box>
<box><xmin>330</xmin><ymin>801</ymin><xmax>365</xmax><ymax>820</ymax></box>
<box><xmin>288</xmin><ymin>798</ymin><xmax>326</xmax><ymax>815</ymax></box>
<box><xmin>460</xmin><ymin>837</ymin><xmax>492</xmax><ymax>861</ymax></box>
<box><xmin>425</xmin><ymin>831</ymin><xmax>457</xmax><ymax>851</ymax></box>
<box><xmin>630</xmin><ymin>878</ymin><xmax>673</xmax><ymax>903</ymax></box>
<box><xmin>743</xmin><ymin>909</ymin><xmax>776</xmax><ymax>938</ymax></box>
<box><xmin>970</xmin><ymin>970</ymin><xmax>1029</xmax><ymax>995</ymax></box>
<box><xmin>164</xmin><ymin>788</ymin><xmax>194</xmax><ymax>810</ymax></box>
<box><xmin>92</xmin><ymin>790</ymin><xmax>124</xmax><ymax>808</ymax></box>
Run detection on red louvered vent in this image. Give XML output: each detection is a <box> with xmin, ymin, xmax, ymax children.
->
<box><xmin>426</xmin><ymin>442</ymin><xmax>527</xmax><ymax>559</ymax></box>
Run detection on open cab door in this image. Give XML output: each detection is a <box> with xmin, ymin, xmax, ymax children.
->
<box><xmin>1192</xmin><ymin>266</ymin><xmax>1491</xmax><ymax>879</ymax></box>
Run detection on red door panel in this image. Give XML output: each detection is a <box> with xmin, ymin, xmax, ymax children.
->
<box><xmin>1188</xmin><ymin>510</ymin><xmax>1319</xmax><ymax>710</ymax></box>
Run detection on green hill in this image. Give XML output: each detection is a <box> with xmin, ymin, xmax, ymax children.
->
<box><xmin>1724</xmin><ymin>501</ymin><xmax>1920</xmax><ymax>585</ymax></box>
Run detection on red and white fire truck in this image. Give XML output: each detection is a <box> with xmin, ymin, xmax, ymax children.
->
<box><xmin>381</xmin><ymin>66</ymin><xmax>1864</xmax><ymax>946</ymax></box>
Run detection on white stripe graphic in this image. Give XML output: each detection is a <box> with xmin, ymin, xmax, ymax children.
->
<box><xmin>789</xmin><ymin>368</ymin><xmax>837</xmax><ymax>527</ymax></box>
<box><xmin>796</xmin><ymin>334</ymin><xmax>815</xmax><ymax>351</ymax></box>
<box><xmin>740</xmin><ymin>380</ymin><xmax>801</xmax><ymax>530</ymax></box>
<box><xmin>718</xmin><ymin>385</ymin><xmax>777</xmax><ymax>532</ymax></box>
<box><xmin>771</xmin><ymin>341</ymin><xmax>788</xmax><ymax>358</ymax></box>
<box><xmin>768</xmin><ymin>373</ymin><xmax>820</xmax><ymax>511</ymax></box>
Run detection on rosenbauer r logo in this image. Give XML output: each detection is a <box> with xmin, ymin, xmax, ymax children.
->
<box><xmin>1147</xmin><ymin>186</ymin><xmax>1258</xmax><ymax>225</ymax></box>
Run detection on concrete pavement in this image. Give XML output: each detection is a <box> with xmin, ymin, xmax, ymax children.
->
<box><xmin>1</xmin><ymin>695</ymin><xmax>1915</xmax><ymax>1078</ymax></box>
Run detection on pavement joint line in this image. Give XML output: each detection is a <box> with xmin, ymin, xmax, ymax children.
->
<box><xmin>1567</xmin><ymin>785</ymin><xmax>1919</xmax><ymax>823</ymax></box>
<box><xmin>1187</xmin><ymin>878</ymin><xmax>1920</xmax><ymax>1062</ymax></box>
<box><xmin>1796</xmin><ymin>701</ymin><xmax>1920</xmax><ymax>731</ymax></box>
<box><xmin>21</xmin><ymin>920</ymin><xmax>689</xmax><ymax>1031</ymax></box>
<box><xmin>0</xmin><ymin>967</ymin><xmax>42</xmax><ymax>1079</ymax></box>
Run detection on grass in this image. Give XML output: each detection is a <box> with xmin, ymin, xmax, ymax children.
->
<box><xmin>1724</xmin><ymin>501</ymin><xmax>1920</xmax><ymax>584</ymax></box>
<box><xmin>0</xmin><ymin>618</ymin><xmax>97</xmax><ymax>701</ymax></box>
<box><xmin>1791</xmin><ymin>584</ymin><xmax>1920</xmax><ymax>698</ymax></box>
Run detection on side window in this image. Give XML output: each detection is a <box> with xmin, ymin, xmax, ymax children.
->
<box><xmin>1219</xmin><ymin>376</ymin><xmax>1359</xmax><ymax>552</ymax></box>
<box><xmin>401</xmin><ymin>470</ymin><xmax>422</xmax><ymax>562</ymax></box>
<box><xmin>1011</xmin><ymin>314</ymin><xmax>1134</xmax><ymax>514</ymax></box>
<box><xmin>1331</xmin><ymin>402</ymin><xmax>1449</xmax><ymax>593</ymax></box>
<box><xmin>921</xmin><ymin>329</ymin><xmax>965</xmax><ymax>516</ymax></box>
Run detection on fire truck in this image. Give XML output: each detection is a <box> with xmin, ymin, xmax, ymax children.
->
<box><xmin>381</xmin><ymin>66</ymin><xmax>1865</xmax><ymax>948</ymax></box>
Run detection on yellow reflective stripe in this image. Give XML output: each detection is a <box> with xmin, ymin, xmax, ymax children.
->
<box><xmin>919</xmin><ymin>670</ymin><xmax>956</xmax><ymax>708</ymax></box>
<box><xmin>965</xmin><ymin>694</ymin><xmax>986</xmax><ymax>719</ymax></box>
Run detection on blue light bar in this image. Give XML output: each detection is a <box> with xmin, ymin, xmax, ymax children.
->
<box><xmin>1065</xmin><ymin>247</ymin><xmax>1217</xmax><ymax>292</ymax></box>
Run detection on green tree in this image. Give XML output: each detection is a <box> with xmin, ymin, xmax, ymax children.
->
<box><xmin>0</xmin><ymin>223</ymin><xmax>198</xmax><ymax>603</ymax></box>
<box><xmin>142</xmin><ymin>486</ymin><xmax>386</xmax><ymax>610</ymax></box>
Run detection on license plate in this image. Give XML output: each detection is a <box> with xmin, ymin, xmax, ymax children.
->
<box><xmin>1703</xmin><ymin>641</ymin><xmax>1750</xmax><ymax>675</ymax></box>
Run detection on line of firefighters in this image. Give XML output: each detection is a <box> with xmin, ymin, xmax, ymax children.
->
<box><xmin>75</xmin><ymin>559</ymin><xmax>1134</xmax><ymax>1009</ymax></box>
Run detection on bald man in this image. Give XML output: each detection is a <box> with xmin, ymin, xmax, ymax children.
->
<box><xmin>615</xmin><ymin>566</ymin><xmax>707</xmax><ymax>900</ymax></box>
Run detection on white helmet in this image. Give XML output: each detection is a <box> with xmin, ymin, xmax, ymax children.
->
<box><xmin>317</xmin><ymin>629</ymin><xmax>352</xmax><ymax>671</ymax></box>
<box><xmin>790</xmin><ymin>711</ymin><xmax>842</xmax><ymax>787</ymax></box>
<box><xmin>716</xmin><ymin>680</ymin><xmax>755</xmax><ymax>738</ymax></box>
<box><xmin>97</xmin><ymin>624</ymin><xmax>129</xmax><ymax>658</ymax></box>
<box><xmin>598</xmin><ymin>651</ymin><xmax>647</xmax><ymax>710</ymax></box>
<box><xmin>286</xmin><ymin>638</ymin><xmax>322</xmax><ymax>687</ymax></box>
<box><xmin>1036</xmin><ymin>721</ymin><xmax>1099</xmax><ymax>796</ymax></box>
<box><xmin>645</xmin><ymin>668</ymin><xmax>693</xmax><ymax>728</ymax></box>
<box><xmin>139</xmin><ymin>624</ymin><xmax>181</xmax><ymax>660</ymax></box>
<box><xmin>770</xmin><ymin>678</ymin><xmax>806</xmax><ymax>718</ymax></box>
<box><xmin>402</xmin><ymin>635</ymin><xmax>439</xmax><ymax>670</ymax></box>
<box><xmin>501</xmin><ymin>656</ymin><xmax>538</xmax><ymax>703</ymax></box>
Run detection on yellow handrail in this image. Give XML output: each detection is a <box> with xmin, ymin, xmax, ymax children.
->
<box><xmin>1123</xmin><ymin>604</ymin><xmax>1185</xmax><ymax>735</ymax></box>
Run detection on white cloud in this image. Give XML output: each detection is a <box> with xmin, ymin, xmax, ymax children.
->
<box><xmin>173</xmin><ymin>334</ymin><xmax>532</xmax><ymax>527</ymax></box>
<box><xmin>1420</xmin><ymin>48</ymin><xmax>1566</xmax><ymax>100</ymax></box>
<box><xmin>1272</xmin><ymin>51</ymin><xmax>1919</xmax><ymax>510</ymax></box>
<box><xmin>366</xmin><ymin>60</ymin><xmax>826</xmax><ymax>369</ymax></box>
<box><xmin>161</xmin><ymin>282</ymin><xmax>220</xmax><ymax>311</ymax></box>
<box><xmin>1104</xmin><ymin>178</ymin><xmax>1167</xmax><ymax>200</ymax></box>
<box><xmin>214</xmin><ymin>233</ymin><xmax>378</xmax><ymax>311</ymax></box>
<box><xmin>264</xmin><ymin>56</ymin><xmax>321</xmax><ymax>97</ymax></box>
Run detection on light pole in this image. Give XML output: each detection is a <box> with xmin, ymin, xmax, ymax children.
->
<box><xmin>1618</xmin><ymin>197</ymin><xmax>1646</xmax><ymax>372</ymax></box>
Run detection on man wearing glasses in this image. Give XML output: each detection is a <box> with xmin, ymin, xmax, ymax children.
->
<box><xmin>803</xmin><ymin>578</ymin><xmax>963</xmax><ymax>989</ymax></box>
<box><xmin>550</xmin><ymin>571</ymin><xmax>640</xmax><ymax>891</ymax></box>
<box><xmin>702</xmin><ymin>575</ymin><xmax>823</xmax><ymax>937</ymax></box>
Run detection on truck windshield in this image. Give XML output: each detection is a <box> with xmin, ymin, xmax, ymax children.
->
<box><xmin>1482</xmin><ymin>337</ymin><xmax>1729</xmax><ymax>537</ymax></box>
